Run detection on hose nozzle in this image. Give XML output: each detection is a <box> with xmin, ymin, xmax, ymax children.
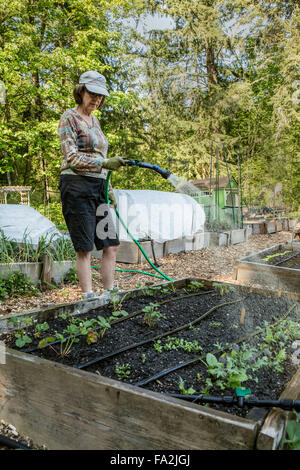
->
<box><xmin>125</xmin><ymin>159</ymin><xmax>171</xmax><ymax>179</ymax></box>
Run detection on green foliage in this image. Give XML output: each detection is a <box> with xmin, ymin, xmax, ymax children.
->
<box><xmin>142</xmin><ymin>302</ymin><xmax>166</xmax><ymax>328</ymax></box>
<box><xmin>63</xmin><ymin>267</ymin><xmax>78</xmax><ymax>285</ymax></box>
<box><xmin>178</xmin><ymin>377</ymin><xmax>196</xmax><ymax>396</ymax></box>
<box><xmin>115</xmin><ymin>363</ymin><xmax>131</xmax><ymax>381</ymax></box>
<box><xmin>34</xmin><ymin>202</ymin><xmax>65</xmax><ymax>227</ymax></box>
<box><xmin>262</xmin><ymin>251</ymin><xmax>292</xmax><ymax>262</ymax></box>
<box><xmin>280</xmin><ymin>412</ymin><xmax>300</xmax><ymax>450</ymax></box>
<box><xmin>0</xmin><ymin>271</ymin><xmax>40</xmax><ymax>299</ymax></box>
<box><xmin>154</xmin><ymin>336</ymin><xmax>203</xmax><ymax>354</ymax></box>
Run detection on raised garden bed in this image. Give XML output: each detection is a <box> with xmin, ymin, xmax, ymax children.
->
<box><xmin>234</xmin><ymin>242</ymin><xmax>300</xmax><ymax>294</ymax></box>
<box><xmin>0</xmin><ymin>278</ymin><xmax>299</xmax><ymax>450</ymax></box>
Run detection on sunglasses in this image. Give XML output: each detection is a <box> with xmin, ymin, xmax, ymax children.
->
<box><xmin>86</xmin><ymin>89</ymin><xmax>104</xmax><ymax>98</ymax></box>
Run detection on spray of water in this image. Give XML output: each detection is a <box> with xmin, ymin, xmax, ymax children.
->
<box><xmin>167</xmin><ymin>174</ymin><xmax>202</xmax><ymax>197</ymax></box>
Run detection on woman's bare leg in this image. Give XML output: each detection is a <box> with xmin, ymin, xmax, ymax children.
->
<box><xmin>101</xmin><ymin>245</ymin><xmax>119</xmax><ymax>290</ymax></box>
<box><xmin>76</xmin><ymin>251</ymin><xmax>92</xmax><ymax>293</ymax></box>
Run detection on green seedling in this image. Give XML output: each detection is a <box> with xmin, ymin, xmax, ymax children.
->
<box><xmin>109</xmin><ymin>291</ymin><xmax>129</xmax><ymax>313</ymax></box>
<box><xmin>38</xmin><ymin>336</ymin><xmax>55</xmax><ymax>349</ymax></box>
<box><xmin>108</xmin><ymin>310</ymin><xmax>128</xmax><ymax>322</ymax></box>
<box><xmin>33</xmin><ymin>321</ymin><xmax>49</xmax><ymax>339</ymax></box>
<box><xmin>160</xmin><ymin>336</ymin><xmax>202</xmax><ymax>353</ymax></box>
<box><xmin>115</xmin><ymin>363</ymin><xmax>131</xmax><ymax>381</ymax></box>
<box><xmin>212</xmin><ymin>282</ymin><xmax>235</xmax><ymax>296</ymax></box>
<box><xmin>141</xmin><ymin>353</ymin><xmax>147</xmax><ymax>364</ymax></box>
<box><xmin>178</xmin><ymin>377</ymin><xmax>196</xmax><ymax>395</ymax></box>
<box><xmin>63</xmin><ymin>267</ymin><xmax>78</xmax><ymax>285</ymax></box>
<box><xmin>86</xmin><ymin>330</ymin><xmax>98</xmax><ymax>345</ymax></box>
<box><xmin>96</xmin><ymin>315</ymin><xmax>111</xmax><ymax>339</ymax></box>
<box><xmin>14</xmin><ymin>332</ymin><xmax>32</xmax><ymax>348</ymax></box>
<box><xmin>187</xmin><ymin>281</ymin><xmax>204</xmax><ymax>290</ymax></box>
<box><xmin>262</xmin><ymin>250</ymin><xmax>291</xmax><ymax>262</ymax></box>
<box><xmin>280</xmin><ymin>411</ymin><xmax>300</xmax><ymax>450</ymax></box>
<box><xmin>209</xmin><ymin>322</ymin><xmax>221</xmax><ymax>328</ymax></box>
<box><xmin>142</xmin><ymin>302</ymin><xmax>165</xmax><ymax>328</ymax></box>
<box><xmin>153</xmin><ymin>340</ymin><xmax>163</xmax><ymax>353</ymax></box>
<box><xmin>203</xmin><ymin>343</ymin><xmax>269</xmax><ymax>391</ymax></box>
<box><xmin>54</xmin><ymin>329</ymin><xmax>80</xmax><ymax>357</ymax></box>
<box><xmin>8</xmin><ymin>315</ymin><xmax>33</xmax><ymax>348</ymax></box>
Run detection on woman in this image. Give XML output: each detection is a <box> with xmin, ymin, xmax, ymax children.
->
<box><xmin>58</xmin><ymin>71</ymin><xmax>125</xmax><ymax>300</ymax></box>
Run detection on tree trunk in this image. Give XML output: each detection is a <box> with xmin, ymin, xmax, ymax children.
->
<box><xmin>205</xmin><ymin>41</ymin><xmax>218</xmax><ymax>88</ymax></box>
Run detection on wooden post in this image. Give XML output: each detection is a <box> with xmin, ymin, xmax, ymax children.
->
<box><xmin>41</xmin><ymin>255</ymin><xmax>53</xmax><ymax>284</ymax></box>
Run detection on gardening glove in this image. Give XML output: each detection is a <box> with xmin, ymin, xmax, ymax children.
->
<box><xmin>101</xmin><ymin>156</ymin><xmax>126</xmax><ymax>171</ymax></box>
<box><xmin>108</xmin><ymin>189</ymin><xmax>117</xmax><ymax>209</ymax></box>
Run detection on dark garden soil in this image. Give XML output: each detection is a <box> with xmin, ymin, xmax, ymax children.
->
<box><xmin>1</xmin><ymin>282</ymin><xmax>299</xmax><ymax>421</ymax></box>
<box><xmin>252</xmin><ymin>245</ymin><xmax>300</xmax><ymax>269</ymax></box>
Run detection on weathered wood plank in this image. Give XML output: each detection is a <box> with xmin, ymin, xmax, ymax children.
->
<box><xmin>256</xmin><ymin>367</ymin><xmax>300</xmax><ymax>450</ymax></box>
<box><xmin>0</xmin><ymin>348</ymin><xmax>258</xmax><ymax>450</ymax></box>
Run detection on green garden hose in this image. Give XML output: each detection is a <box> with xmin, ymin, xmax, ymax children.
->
<box><xmin>91</xmin><ymin>171</ymin><xmax>174</xmax><ymax>282</ymax></box>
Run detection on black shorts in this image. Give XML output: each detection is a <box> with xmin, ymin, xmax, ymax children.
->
<box><xmin>58</xmin><ymin>174</ymin><xmax>120</xmax><ymax>253</ymax></box>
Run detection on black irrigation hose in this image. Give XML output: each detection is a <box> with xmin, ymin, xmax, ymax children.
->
<box><xmin>273</xmin><ymin>251</ymin><xmax>300</xmax><ymax>266</ymax></box>
<box><xmin>0</xmin><ymin>434</ymin><xmax>32</xmax><ymax>450</ymax></box>
<box><xmin>164</xmin><ymin>394</ymin><xmax>300</xmax><ymax>412</ymax></box>
<box><xmin>76</xmin><ymin>297</ymin><xmax>244</xmax><ymax>370</ymax></box>
<box><xmin>23</xmin><ymin>289</ymin><xmax>215</xmax><ymax>355</ymax></box>
<box><xmin>134</xmin><ymin>302</ymin><xmax>298</xmax><ymax>387</ymax></box>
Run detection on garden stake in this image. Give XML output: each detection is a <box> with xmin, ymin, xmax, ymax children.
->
<box><xmin>240</xmin><ymin>307</ymin><xmax>246</xmax><ymax>325</ymax></box>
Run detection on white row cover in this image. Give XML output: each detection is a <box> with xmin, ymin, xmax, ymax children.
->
<box><xmin>111</xmin><ymin>190</ymin><xmax>205</xmax><ymax>242</ymax></box>
<box><xmin>0</xmin><ymin>204</ymin><xmax>62</xmax><ymax>247</ymax></box>
<box><xmin>0</xmin><ymin>190</ymin><xmax>205</xmax><ymax>246</ymax></box>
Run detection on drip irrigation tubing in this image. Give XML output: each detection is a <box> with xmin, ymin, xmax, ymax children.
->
<box><xmin>76</xmin><ymin>297</ymin><xmax>244</xmax><ymax>370</ymax></box>
<box><xmin>273</xmin><ymin>251</ymin><xmax>300</xmax><ymax>266</ymax></box>
<box><xmin>133</xmin><ymin>302</ymin><xmax>298</xmax><ymax>387</ymax></box>
<box><xmin>23</xmin><ymin>288</ymin><xmax>215</xmax><ymax>355</ymax></box>
<box><xmin>0</xmin><ymin>434</ymin><xmax>32</xmax><ymax>450</ymax></box>
<box><xmin>163</xmin><ymin>394</ymin><xmax>300</xmax><ymax>412</ymax></box>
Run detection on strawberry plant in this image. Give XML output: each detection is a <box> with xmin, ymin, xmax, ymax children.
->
<box><xmin>142</xmin><ymin>303</ymin><xmax>165</xmax><ymax>328</ymax></box>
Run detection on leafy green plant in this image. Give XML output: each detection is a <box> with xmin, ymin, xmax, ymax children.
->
<box><xmin>153</xmin><ymin>339</ymin><xmax>163</xmax><ymax>353</ymax></box>
<box><xmin>33</xmin><ymin>321</ymin><xmax>49</xmax><ymax>339</ymax></box>
<box><xmin>63</xmin><ymin>267</ymin><xmax>78</xmax><ymax>284</ymax></box>
<box><xmin>178</xmin><ymin>377</ymin><xmax>196</xmax><ymax>395</ymax></box>
<box><xmin>212</xmin><ymin>282</ymin><xmax>236</xmax><ymax>296</ymax></box>
<box><xmin>108</xmin><ymin>290</ymin><xmax>130</xmax><ymax>314</ymax></box>
<box><xmin>0</xmin><ymin>271</ymin><xmax>40</xmax><ymax>299</ymax></box>
<box><xmin>142</xmin><ymin>302</ymin><xmax>165</xmax><ymax>328</ymax></box>
<box><xmin>257</xmin><ymin>319</ymin><xmax>300</xmax><ymax>372</ymax></box>
<box><xmin>141</xmin><ymin>353</ymin><xmax>147</xmax><ymax>363</ymax></box>
<box><xmin>8</xmin><ymin>315</ymin><xmax>34</xmax><ymax>348</ymax></box>
<box><xmin>187</xmin><ymin>281</ymin><xmax>204</xmax><ymax>290</ymax></box>
<box><xmin>0</xmin><ymin>229</ymin><xmax>50</xmax><ymax>263</ymax></box>
<box><xmin>86</xmin><ymin>330</ymin><xmax>98</xmax><ymax>345</ymax></box>
<box><xmin>115</xmin><ymin>363</ymin><xmax>131</xmax><ymax>381</ymax></box>
<box><xmin>204</xmin><ymin>344</ymin><xmax>267</xmax><ymax>391</ymax></box>
<box><xmin>46</xmin><ymin>236</ymin><xmax>76</xmax><ymax>262</ymax></box>
<box><xmin>158</xmin><ymin>336</ymin><xmax>203</xmax><ymax>354</ymax></box>
<box><xmin>280</xmin><ymin>412</ymin><xmax>300</xmax><ymax>450</ymax></box>
<box><xmin>96</xmin><ymin>315</ymin><xmax>111</xmax><ymax>339</ymax></box>
<box><xmin>54</xmin><ymin>327</ymin><xmax>80</xmax><ymax>357</ymax></box>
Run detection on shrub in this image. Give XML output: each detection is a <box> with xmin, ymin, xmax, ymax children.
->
<box><xmin>0</xmin><ymin>271</ymin><xmax>40</xmax><ymax>300</ymax></box>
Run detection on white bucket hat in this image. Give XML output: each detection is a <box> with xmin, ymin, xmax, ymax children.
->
<box><xmin>79</xmin><ymin>71</ymin><xmax>109</xmax><ymax>96</ymax></box>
